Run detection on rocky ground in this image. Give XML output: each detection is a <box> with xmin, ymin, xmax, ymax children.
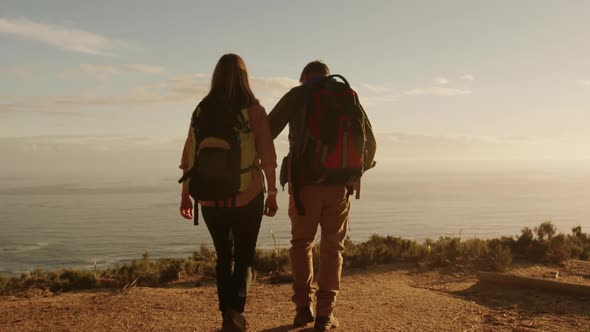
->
<box><xmin>1</xmin><ymin>263</ymin><xmax>589</xmax><ymax>331</ymax></box>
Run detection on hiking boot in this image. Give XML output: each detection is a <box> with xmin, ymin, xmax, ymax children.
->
<box><xmin>314</xmin><ymin>315</ymin><xmax>339</xmax><ymax>331</ymax></box>
<box><xmin>293</xmin><ymin>306</ymin><xmax>315</xmax><ymax>327</ymax></box>
<box><xmin>222</xmin><ymin>308</ymin><xmax>247</xmax><ymax>332</ymax></box>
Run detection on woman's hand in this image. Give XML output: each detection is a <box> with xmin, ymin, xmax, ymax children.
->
<box><xmin>180</xmin><ymin>194</ymin><xmax>193</xmax><ymax>220</ymax></box>
<box><xmin>264</xmin><ymin>194</ymin><xmax>278</xmax><ymax>217</ymax></box>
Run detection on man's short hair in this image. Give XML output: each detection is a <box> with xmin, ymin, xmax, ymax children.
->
<box><xmin>299</xmin><ymin>61</ymin><xmax>330</xmax><ymax>83</ymax></box>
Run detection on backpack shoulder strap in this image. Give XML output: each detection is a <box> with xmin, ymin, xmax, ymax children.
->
<box><xmin>237</xmin><ymin>107</ymin><xmax>252</xmax><ymax>132</ymax></box>
<box><xmin>190</xmin><ymin>103</ymin><xmax>202</xmax><ymax>128</ymax></box>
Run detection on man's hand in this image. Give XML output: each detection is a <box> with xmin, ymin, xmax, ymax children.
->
<box><xmin>264</xmin><ymin>194</ymin><xmax>278</xmax><ymax>217</ymax></box>
<box><xmin>180</xmin><ymin>194</ymin><xmax>193</xmax><ymax>220</ymax></box>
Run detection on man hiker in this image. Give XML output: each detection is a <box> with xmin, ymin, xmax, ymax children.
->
<box><xmin>268</xmin><ymin>61</ymin><xmax>376</xmax><ymax>331</ymax></box>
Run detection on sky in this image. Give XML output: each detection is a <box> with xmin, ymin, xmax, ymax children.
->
<box><xmin>1</xmin><ymin>0</ymin><xmax>590</xmax><ymax>174</ymax></box>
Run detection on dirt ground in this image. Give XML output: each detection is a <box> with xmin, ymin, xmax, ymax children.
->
<box><xmin>1</xmin><ymin>263</ymin><xmax>589</xmax><ymax>332</ymax></box>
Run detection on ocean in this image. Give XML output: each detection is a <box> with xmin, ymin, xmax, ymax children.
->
<box><xmin>1</xmin><ymin>160</ymin><xmax>589</xmax><ymax>276</ymax></box>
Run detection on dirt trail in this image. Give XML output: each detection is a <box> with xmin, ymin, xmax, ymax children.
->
<box><xmin>1</xmin><ymin>265</ymin><xmax>589</xmax><ymax>331</ymax></box>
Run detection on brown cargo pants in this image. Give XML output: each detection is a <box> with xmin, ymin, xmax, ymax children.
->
<box><xmin>289</xmin><ymin>185</ymin><xmax>350</xmax><ymax>317</ymax></box>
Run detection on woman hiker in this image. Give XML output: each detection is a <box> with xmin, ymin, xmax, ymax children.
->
<box><xmin>179</xmin><ymin>53</ymin><xmax>278</xmax><ymax>332</ymax></box>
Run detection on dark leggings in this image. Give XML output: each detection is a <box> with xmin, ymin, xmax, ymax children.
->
<box><xmin>201</xmin><ymin>193</ymin><xmax>264</xmax><ymax>313</ymax></box>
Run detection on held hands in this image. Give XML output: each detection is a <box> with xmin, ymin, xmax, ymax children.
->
<box><xmin>264</xmin><ymin>192</ymin><xmax>278</xmax><ymax>217</ymax></box>
<box><xmin>180</xmin><ymin>194</ymin><xmax>193</xmax><ymax>220</ymax></box>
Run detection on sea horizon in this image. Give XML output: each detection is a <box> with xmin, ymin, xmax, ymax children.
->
<box><xmin>2</xmin><ymin>159</ymin><xmax>589</xmax><ymax>276</ymax></box>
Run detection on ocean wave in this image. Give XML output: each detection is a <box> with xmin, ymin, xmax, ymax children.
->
<box><xmin>1</xmin><ymin>242</ymin><xmax>49</xmax><ymax>254</ymax></box>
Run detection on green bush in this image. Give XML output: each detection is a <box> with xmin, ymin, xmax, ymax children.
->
<box><xmin>253</xmin><ymin>248</ymin><xmax>290</xmax><ymax>274</ymax></box>
<box><xmin>100</xmin><ymin>253</ymin><xmax>205</xmax><ymax>286</ymax></box>
<box><xmin>192</xmin><ymin>244</ymin><xmax>216</xmax><ymax>262</ymax></box>
<box><xmin>157</xmin><ymin>258</ymin><xmax>185</xmax><ymax>283</ymax></box>
<box><xmin>50</xmin><ymin>269</ymin><xmax>97</xmax><ymax>292</ymax></box>
<box><xmin>343</xmin><ymin>235</ymin><xmax>423</xmax><ymax>268</ymax></box>
<box><xmin>0</xmin><ymin>275</ymin><xmax>8</xmax><ymax>293</ymax></box>
<box><xmin>508</xmin><ymin>222</ymin><xmax>590</xmax><ymax>264</ymax></box>
<box><xmin>428</xmin><ymin>237</ymin><xmax>462</xmax><ymax>266</ymax></box>
<box><xmin>536</xmin><ymin>221</ymin><xmax>556</xmax><ymax>241</ymax></box>
<box><xmin>482</xmin><ymin>239</ymin><xmax>513</xmax><ymax>272</ymax></box>
<box><xmin>571</xmin><ymin>225</ymin><xmax>590</xmax><ymax>260</ymax></box>
<box><xmin>102</xmin><ymin>253</ymin><xmax>160</xmax><ymax>286</ymax></box>
<box><xmin>1</xmin><ymin>221</ymin><xmax>588</xmax><ymax>295</ymax></box>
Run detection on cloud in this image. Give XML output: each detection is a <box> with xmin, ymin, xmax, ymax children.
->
<box><xmin>0</xmin><ymin>135</ymin><xmax>186</xmax><ymax>175</ymax></box>
<box><xmin>354</xmin><ymin>83</ymin><xmax>400</xmax><ymax>106</ymax></box>
<box><xmin>163</xmin><ymin>73</ymin><xmax>298</xmax><ymax>106</ymax></box>
<box><xmin>79</xmin><ymin>64</ymin><xmax>119</xmax><ymax>79</ymax></box>
<box><xmin>362</xmin><ymin>83</ymin><xmax>392</xmax><ymax>94</ymax></box>
<box><xmin>577</xmin><ymin>80</ymin><xmax>590</xmax><ymax>86</ymax></box>
<box><xmin>0</xmin><ymin>89</ymin><xmax>189</xmax><ymax>113</ymax></box>
<box><xmin>79</xmin><ymin>64</ymin><xmax>118</xmax><ymax>75</ymax></box>
<box><xmin>460</xmin><ymin>74</ymin><xmax>475</xmax><ymax>81</ymax></box>
<box><xmin>361</xmin><ymin>93</ymin><xmax>400</xmax><ymax>106</ymax></box>
<box><xmin>5</xmin><ymin>134</ymin><xmax>589</xmax><ymax>172</ymax></box>
<box><xmin>5</xmin><ymin>64</ymin><xmax>38</xmax><ymax>78</ymax></box>
<box><xmin>0</xmin><ymin>104</ymin><xmax>14</xmax><ymax>112</ymax></box>
<box><xmin>60</xmin><ymin>64</ymin><xmax>165</xmax><ymax>80</ymax></box>
<box><xmin>54</xmin><ymin>88</ymin><xmax>192</xmax><ymax>106</ymax></box>
<box><xmin>251</xmin><ymin>76</ymin><xmax>298</xmax><ymax>105</ymax></box>
<box><xmin>433</xmin><ymin>77</ymin><xmax>449</xmax><ymax>85</ymax></box>
<box><xmin>0</xmin><ymin>17</ymin><xmax>125</xmax><ymax>56</ymax></box>
<box><xmin>6</xmin><ymin>76</ymin><xmax>203</xmax><ymax>112</ymax></box>
<box><xmin>0</xmin><ymin>95</ymin><xmax>15</xmax><ymax>113</ymax></box>
<box><xmin>358</xmin><ymin>80</ymin><xmax>473</xmax><ymax>106</ymax></box>
<box><xmin>58</xmin><ymin>64</ymin><xmax>119</xmax><ymax>80</ymax></box>
<box><xmin>251</xmin><ymin>76</ymin><xmax>298</xmax><ymax>91</ymax></box>
<box><xmin>2</xmin><ymin>74</ymin><xmax>327</xmax><ymax>112</ymax></box>
<box><xmin>164</xmin><ymin>73</ymin><xmax>210</xmax><ymax>96</ymax></box>
<box><xmin>374</xmin><ymin>132</ymin><xmax>590</xmax><ymax>162</ymax></box>
<box><xmin>359</xmin><ymin>91</ymin><xmax>400</xmax><ymax>106</ymax></box>
<box><xmin>125</xmin><ymin>64</ymin><xmax>165</xmax><ymax>74</ymax></box>
<box><xmin>1</xmin><ymin>95</ymin><xmax>83</xmax><ymax>114</ymax></box>
<box><xmin>7</xmin><ymin>68</ymin><xmax>295</xmax><ymax>112</ymax></box>
<box><xmin>404</xmin><ymin>87</ymin><xmax>472</xmax><ymax>97</ymax></box>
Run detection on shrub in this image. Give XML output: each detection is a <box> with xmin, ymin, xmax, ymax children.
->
<box><xmin>342</xmin><ymin>235</ymin><xmax>424</xmax><ymax>268</ymax></box>
<box><xmin>192</xmin><ymin>245</ymin><xmax>216</xmax><ymax>262</ymax></box>
<box><xmin>535</xmin><ymin>221</ymin><xmax>556</xmax><ymax>241</ymax></box>
<box><xmin>200</xmin><ymin>262</ymin><xmax>216</xmax><ymax>278</ymax></box>
<box><xmin>513</xmin><ymin>226</ymin><xmax>534</xmax><ymax>257</ymax></box>
<box><xmin>482</xmin><ymin>239</ymin><xmax>512</xmax><ymax>272</ymax></box>
<box><xmin>507</xmin><ymin>222</ymin><xmax>590</xmax><ymax>264</ymax></box>
<box><xmin>546</xmin><ymin>234</ymin><xmax>574</xmax><ymax>264</ymax></box>
<box><xmin>0</xmin><ymin>275</ymin><xmax>8</xmax><ymax>293</ymax></box>
<box><xmin>427</xmin><ymin>237</ymin><xmax>462</xmax><ymax>266</ymax></box>
<box><xmin>461</xmin><ymin>239</ymin><xmax>488</xmax><ymax>262</ymax></box>
<box><xmin>253</xmin><ymin>249</ymin><xmax>290</xmax><ymax>275</ymax></box>
<box><xmin>50</xmin><ymin>270</ymin><xmax>97</xmax><ymax>292</ymax></box>
<box><xmin>102</xmin><ymin>254</ymin><xmax>160</xmax><ymax>286</ymax></box>
<box><xmin>1</xmin><ymin>222</ymin><xmax>588</xmax><ymax>295</ymax></box>
<box><xmin>571</xmin><ymin>225</ymin><xmax>590</xmax><ymax>260</ymax></box>
<box><xmin>157</xmin><ymin>258</ymin><xmax>184</xmax><ymax>283</ymax></box>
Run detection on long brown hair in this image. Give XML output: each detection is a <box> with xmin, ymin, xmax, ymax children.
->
<box><xmin>206</xmin><ymin>53</ymin><xmax>258</xmax><ymax>109</ymax></box>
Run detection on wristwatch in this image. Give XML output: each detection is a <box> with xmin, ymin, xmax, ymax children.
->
<box><xmin>267</xmin><ymin>188</ymin><xmax>278</xmax><ymax>196</ymax></box>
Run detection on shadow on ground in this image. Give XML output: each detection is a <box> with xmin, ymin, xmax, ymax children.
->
<box><xmin>259</xmin><ymin>325</ymin><xmax>314</xmax><ymax>332</ymax></box>
<box><xmin>453</xmin><ymin>280</ymin><xmax>590</xmax><ymax>318</ymax></box>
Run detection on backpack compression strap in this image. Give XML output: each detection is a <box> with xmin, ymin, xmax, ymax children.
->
<box><xmin>177</xmin><ymin>168</ymin><xmax>194</xmax><ymax>183</ymax></box>
<box><xmin>324</xmin><ymin>74</ymin><xmax>351</xmax><ymax>88</ymax></box>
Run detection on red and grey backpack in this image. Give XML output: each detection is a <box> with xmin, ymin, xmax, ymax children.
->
<box><xmin>290</xmin><ymin>74</ymin><xmax>373</xmax><ymax>213</ymax></box>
